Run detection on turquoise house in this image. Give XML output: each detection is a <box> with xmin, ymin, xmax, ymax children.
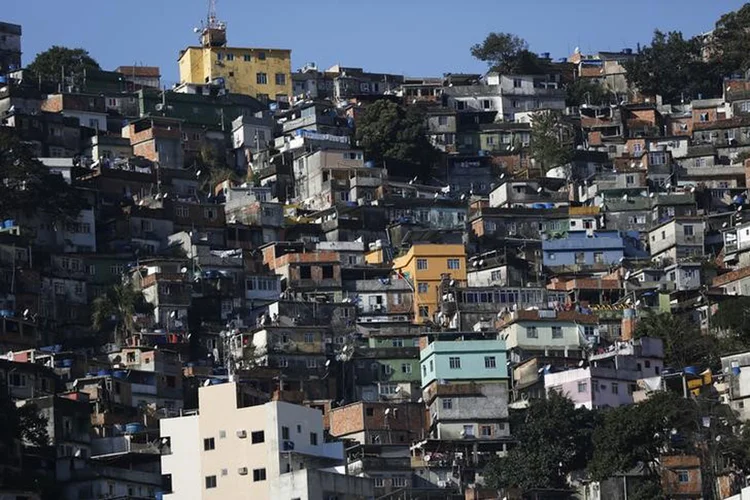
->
<box><xmin>420</xmin><ymin>338</ymin><xmax>508</xmax><ymax>388</ymax></box>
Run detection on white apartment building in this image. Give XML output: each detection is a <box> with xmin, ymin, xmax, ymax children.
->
<box><xmin>160</xmin><ymin>382</ymin><xmax>373</xmax><ymax>499</ymax></box>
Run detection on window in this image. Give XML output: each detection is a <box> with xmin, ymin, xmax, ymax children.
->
<box><xmin>418</xmin><ymin>305</ymin><xmax>429</xmax><ymax>318</ymax></box>
<box><xmin>393</xmin><ymin>477</ymin><xmax>408</xmax><ymax>488</ymax></box>
<box><xmin>552</xmin><ymin>326</ymin><xmax>563</xmax><ymax>339</ymax></box>
<box><xmin>593</xmin><ymin>252</ymin><xmax>604</xmax><ymax>264</ymax></box>
<box><xmin>258</xmin><ymin>51</ymin><xmax>266</xmax><ymax>60</ymax></box>
<box><xmin>243</xmin><ymin>54</ymin><xmax>251</xmax><ymax>61</ymax></box>
<box><xmin>700</xmin><ymin>113</ymin><xmax>709</xmax><ymax>122</ymax></box>
<box><xmin>219</xmin><ymin>430</ymin><xmax>226</xmax><ymax>439</ymax></box>
<box><xmin>513</xmin><ymin>78</ymin><xmax>522</xmax><ymax>88</ymax></box>
<box><xmin>175</xmin><ymin>205</ymin><xmax>189</xmax><ymax>218</ymax></box>
<box><xmin>217</xmin><ymin>52</ymin><xmax>224</xmax><ymax>61</ymax></box>
<box><xmin>684</xmin><ymin>225</ymin><xmax>694</xmax><ymax>236</ymax></box>
<box><xmin>483</xmin><ymin>99</ymin><xmax>491</xmax><ymax>109</ymax></box>
<box><xmin>526</xmin><ymin>326</ymin><xmax>538</xmax><ymax>338</ymax></box>
<box><xmin>205</xmin><ymin>476</ymin><xmax>217</xmax><ymax>489</ymax></box>
<box><xmin>300</xmin><ymin>266</ymin><xmax>312</xmax><ymax>279</ymax></box>
<box><xmin>252</xmin><ymin>468</ymin><xmax>267</xmax><ymax>482</ymax></box>
<box><xmin>447</xmin><ymin>258</ymin><xmax>460</xmax><ymax>270</ymax></box>
<box><xmin>442</xmin><ymin>398</ymin><xmax>453</xmax><ymax>410</ymax></box>
<box><xmin>416</xmin><ymin>258</ymin><xmax>428</xmax><ymax>270</ymax></box>
<box><xmin>438</xmin><ymin>116</ymin><xmax>448</xmax><ymax>126</ymax></box>
<box><xmin>645</xmin><ymin>360</ymin><xmax>651</xmax><ymax>368</ymax></box>
<box><xmin>677</xmin><ymin>470</ymin><xmax>689</xmax><ymax>483</ymax></box>
<box><xmin>401</xmin><ymin>363</ymin><xmax>412</xmax><ymax>374</ymax></box>
<box><xmin>203</xmin><ymin>437</ymin><xmax>215</xmax><ymax>450</ymax></box>
<box><xmin>321</xmin><ymin>265</ymin><xmax>334</xmax><ymax>279</ymax></box>
<box><xmin>480</xmin><ymin>425</ymin><xmax>492</xmax><ymax>437</ymax></box>
<box><xmin>310</xmin><ymin>432</ymin><xmax>318</xmax><ymax>445</ymax></box>
<box><xmin>417</xmin><ymin>283</ymin><xmax>429</xmax><ymax>294</ymax></box>
<box><xmin>484</xmin><ymin>356</ymin><xmax>496</xmax><ymax>368</ymax></box>
<box><xmin>304</xmin><ymin>333</ymin><xmax>314</xmax><ymax>343</ymax></box>
<box><xmin>251</xmin><ymin>431</ymin><xmax>264</xmax><ymax>443</ymax></box>
<box><xmin>282</xmin><ymin>426</ymin><xmax>290</xmax><ymax>440</ymax></box>
<box><xmin>256</xmin><ymin>72</ymin><xmax>268</xmax><ymax>85</ymax></box>
<box><xmin>275</xmin><ymin>73</ymin><xmax>286</xmax><ymax>86</ymax></box>
<box><xmin>380</xmin><ymin>384</ymin><xmax>397</xmax><ymax>395</ymax></box>
<box><xmin>391</xmin><ymin>339</ymin><xmax>404</xmax><ymax>348</ymax></box>
<box><xmin>611</xmin><ymin>383</ymin><xmax>619</xmax><ymax>394</ymax></box>
<box><xmin>577</xmin><ymin>381</ymin><xmax>588</xmax><ymax>393</ymax></box>
<box><xmin>462</xmin><ymin>425</ymin><xmax>475</xmax><ymax>437</ymax></box>
<box><xmin>374</xmin><ymin>477</ymin><xmax>384</xmax><ymax>488</ymax></box>
<box><xmin>306</xmin><ymin>358</ymin><xmax>317</xmax><ymax>369</ymax></box>
<box><xmin>366</xmin><ymin>407</ymin><xmax>374</xmax><ymax>416</ymax></box>
<box><xmin>449</xmin><ymin>356</ymin><xmax>461</xmax><ymax>369</ymax></box>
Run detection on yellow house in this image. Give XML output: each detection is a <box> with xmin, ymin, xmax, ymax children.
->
<box><xmin>392</xmin><ymin>244</ymin><xmax>466</xmax><ymax>324</ymax></box>
<box><xmin>177</xmin><ymin>24</ymin><xmax>292</xmax><ymax>101</ymax></box>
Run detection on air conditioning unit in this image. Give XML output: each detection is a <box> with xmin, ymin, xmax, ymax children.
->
<box><xmin>238</xmin><ymin>467</ymin><xmax>248</xmax><ymax>475</ymax></box>
<box><xmin>236</xmin><ymin>430</ymin><xmax>247</xmax><ymax>438</ymax></box>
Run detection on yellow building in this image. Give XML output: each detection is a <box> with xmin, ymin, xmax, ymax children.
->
<box><xmin>178</xmin><ymin>23</ymin><xmax>292</xmax><ymax>101</ymax></box>
<box><xmin>392</xmin><ymin>244</ymin><xmax>467</xmax><ymax>324</ymax></box>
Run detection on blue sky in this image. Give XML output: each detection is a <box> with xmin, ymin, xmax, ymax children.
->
<box><xmin>5</xmin><ymin>0</ymin><xmax>748</xmax><ymax>87</ymax></box>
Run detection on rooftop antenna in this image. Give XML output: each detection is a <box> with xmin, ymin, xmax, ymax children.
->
<box><xmin>197</xmin><ymin>0</ymin><xmax>227</xmax><ymax>47</ymax></box>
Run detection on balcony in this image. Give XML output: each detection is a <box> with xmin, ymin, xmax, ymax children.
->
<box><xmin>289</xmin><ymin>278</ymin><xmax>340</xmax><ymax>289</ymax></box>
<box><xmin>140</xmin><ymin>273</ymin><xmax>188</xmax><ymax>288</ymax></box>
<box><xmin>423</xmin><ymin>381</ymin><xmax>484</xmax><ymax>403</ymax></box>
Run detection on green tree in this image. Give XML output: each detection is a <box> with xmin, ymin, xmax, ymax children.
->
<box><xmin>354</xmin><ymin>100</ymin><xmax>437</xmax><ymax>177</ymax></box>
<box><xmin>484</xmin><ymin>391</ymin><xmax>597</xmax><ymax>491</ymax></box>
<box><xmin>25</xmin><ymin>46</ymin><xmax>100</xmax><ymax>84</ymax></box>
<box><xmin>91</xmin><ymin>283</ymin><xmax>153</xmax><ymax>346</ymax></box>
<box><xmin>634</xmin><ymin>311</ymin><xmax>715</xmax><ymax>368</ymax></box>
<box><xmin>0</xmin><ymin>128</ymin><xmax>86</xmax><ymax>221</ymax></box>
<box><xmin>711</xmin><ymin>3</ymin><xmax>750</xmax><ymax>76</ymax></box>
<box><xmin>565</xmin><ymin>79</ymin><xmax>610</xmax><ymax>107</ymax></box>
<box><xmin>623</xmin><ymin>31</ymin><xmax>721</xmax><ymax>103</ymax></box>
<box><xmin>529</xmin><ymin>110</ymin><xmax>574</xmax><ymax>173</ymax></box>
<box><xmin>470</xmin><ymin>32</ymin><xmax>546</xmax><ymax>75</ymax></box>
<box><xmin>589</xmin><ymin>392</ymin><xmax>696</xmax><ymax>481</ymax></box>
<box><xmin>0</xmin><ymin>384</ymin><xmax>50</xmax><ymax>493</ymax></box>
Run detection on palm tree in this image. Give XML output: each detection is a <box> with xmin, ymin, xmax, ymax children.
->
<box><xmin>91</xmin><ymin>284</ymin><xmax>152</xmax><ymax>346</ymax></box>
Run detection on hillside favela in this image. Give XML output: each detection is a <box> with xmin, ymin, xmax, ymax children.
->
<box><xmin>8</xmin><ymin>1</ymin><xmax>750</xmax><ymax>499</ymax></box>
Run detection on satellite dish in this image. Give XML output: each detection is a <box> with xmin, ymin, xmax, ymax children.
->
<box><xmin>203</xmin><ymin>379</ymin><xmax>211</xmax><ymax>387</ymax></box>
<box><xmin>625</xmin><ymin>271</ymin><xmax>632</xmax><ymax>280</ymax></box>
<box><xmin>395</xmin><ymin>386</ymin><xmax>401</xmax><ymax>393</ymax></box>
<box><xmin>325</xmin><ymin>360</ymin><xmax>331</xmax><ymax>367</ymax></box>
<box><xmin>180</xmin><ymin>267</ymin><xmax>188</xmax><ymax>273</ymax></box>
<box><xmin>193</xmin><ymin>27</ymin><xmax>201</xmax><ymax>33</ymax></box>
<box><xmin>6</xmin><ymin>351</ymin><xmax>13</xmax><ymax>361</ymax></box>
<box><xmin>196</xmin><ymin>170</ymin><xmax>202</xmax><ymax>177</ymax></box>
<box><xmin>169</xmin><ymin>311</ymin><xmax>177</xmax><ymax>318</ymax></box>
<box><xmin>22</xmin><ymin>308</ymin><xmax>29</xmax><ymax>317</ymax></box>
<box><xmin>424</xmin><ymin>454</ymin><xmax>431</xmax><ymax>462</ymax></box>
<box><xmin>384</xmin><ymin>408</ymin><xmax>391</xmax><ymax>415</ymax></box>
<box><xmin>537</xmin><ymin>186</ymin><xmax>544</xmax><ymax>193</ymax></box>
